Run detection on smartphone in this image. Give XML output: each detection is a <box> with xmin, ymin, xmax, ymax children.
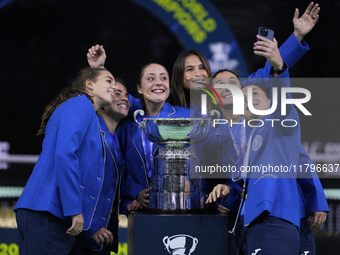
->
<box><xmin>258</xmin><ymin>27</ymin><xmax>274</xmax><ymax>41</ymax></box>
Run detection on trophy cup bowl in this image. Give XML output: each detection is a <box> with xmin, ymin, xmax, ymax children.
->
<box><xmin>133</xmin><ymin>109</ymin><xmax>210</xmax><ymax>213</ymax></box>
<box><xmin>133</xmin><ymin>110</ymin><xmax>210</xmax><ymax>143</ymax></box>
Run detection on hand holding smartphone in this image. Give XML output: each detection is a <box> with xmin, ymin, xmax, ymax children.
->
<box><xmin>257</xmin><ymin>27</ymin><xmax>274</xmax><ymax>41</ymax></box>
<box><xmin>255</xmin><ymin>27</ymin><xmax>284</xmax><ymax>74</ymax></box>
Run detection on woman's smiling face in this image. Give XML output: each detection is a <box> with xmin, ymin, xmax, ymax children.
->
<box><xmin>213</xmin><ymin>71</ymin><xmax>242</xmax><ymax>106</ymax></box>
<box><xmin>242</xmin><ymin>84</ymin><xmax>271</xmax><ymax>120</ymax></box>
<box><xmin>183</xmin><ymin>54</ymin><xmax>208</xmax><ymax>90</ymax></box>
<box><xmin>104</xmin><ymin>82</ymin><xmax>130</xmax><ymax>119</ymax></box>
<box><xmin>89</xmin><ymin>69</ymin><xmax>116</xmax><ymax>110</ymax></box>
<box><xmin>137</xmin><ymin>63</ymin><xmax>170</xmax><ymax>104</ymax></box>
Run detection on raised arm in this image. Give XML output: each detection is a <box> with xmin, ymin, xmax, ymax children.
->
<box><xmin>248</xmin><ymin>2</ymin><xmax>320</xmax><ymax>79</ymax></box>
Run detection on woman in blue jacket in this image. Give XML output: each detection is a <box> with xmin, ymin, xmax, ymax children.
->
<box><xmin>204</xmin><ymin>3</ymin><xmax>322</xmax><ymax>254</ymax></box>
<box><xmin>14</xmin><ymin>67</ymin><xmax>116</xmax><ymax>254</ymax></box>
<box><xmin>240</xmin><ymin>78</ymin><xmax>328</xmax><ymax>254</ymax></box>
<box><xmin>71</xmin><ymin>80</ymin><xmax>130</xmax><ymax>254</ymax></box>
<box><xmin>203</xmin><ymin>35</ymin><xmax>293</xmax><ymax>254</ymax></box>
<box><xmin>117</xmin><ymin>63</ymin><xmax>190</xmax><ymax>213</ymax></box>
<box><xmin>242</xmin><ymin>82</ymin><xmax>328</xmax><ymax>254</ymax></box>
<box><xmin>207</xmin><ymin>71</ymin><xmax>328</xmax><ymax>255</ymax></box>
<box><xmin>208</xmin><ymin>66</ymin><xmax>302</xmax><ymax>254</ymax></box>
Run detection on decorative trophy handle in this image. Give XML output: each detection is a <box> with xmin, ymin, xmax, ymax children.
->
<box><xmin>210</xmin><ymin>109</ymin><xmax>221</xmax><ymax>118</ymax></box>
<box><xmin>133</xmin><ymin>109</ymin><xmax>145</xmax><ymax>128</ymax></box>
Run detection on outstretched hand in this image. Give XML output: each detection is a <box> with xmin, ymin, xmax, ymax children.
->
<box><xmin>87</xmin><ymin>44</ymin><xmax>107</xmax><ymax>68</ymax></box>
<box><xmin>205</xmin><ymin>184</ymin><xmax>230</xmax><ymax>204</ymax></box>
<box><xmin>293</xmin><ymin>2</ymin><xmax>320</xmax><ymax>42</ymax></box>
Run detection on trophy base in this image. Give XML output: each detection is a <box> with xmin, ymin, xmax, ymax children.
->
<box><xmin>149</xmin><ymin>191</ymin><xmax>205</xmax><ymax>210</ymax></box>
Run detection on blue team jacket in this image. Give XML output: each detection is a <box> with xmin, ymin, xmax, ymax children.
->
<box><xmin>241</xmin><ymin>68</ymin><xmax>305</xmax><ymax>228</ymax></box>
<box><xmin>15</xmin><ymin>95</ymin><xmax>106</xmax><ymax>231</ymax></box>
<box><xmin>242</xmin><ymin>36</ymin><xmax>328</xmax><ymax>227</ymax></box>
<box><xmin>75</xmin><ymin>115</ymin><xmax>125</xmax><ymax>251</ymax></box>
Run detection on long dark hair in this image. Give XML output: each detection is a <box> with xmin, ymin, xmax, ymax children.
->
<box><xmin>170</xmin><ymin>49</ymin><xmax>211</xmax><ymax>108</ymax></box>
<box><xmin>212</xmin><ymin>68</ymin><xmax>241</xmax><ymax>78</ymax></box>
<box><xmin>37</xmin><ymin>67</ymin><xmax>106</xmax><ymax>135</ymax></box>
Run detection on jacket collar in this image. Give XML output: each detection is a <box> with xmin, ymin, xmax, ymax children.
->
<box><xmin>159</xmin><ymin>102</ymin><xmax>176</xmax><ymax>117</ymax></box>
<box><xmin>135</xmin><ymin>102</ymin><xmax>176</xmax><ymax>123</ymax></box>
<box><xmin>216</xmin><ymin>130</ymin><xmax>238</xmax><ymax>165</ymax></box>
<box><xmin>97</xmin><ymin>115</ymin><xmax>121</xmax><ymax>176</ymax></box>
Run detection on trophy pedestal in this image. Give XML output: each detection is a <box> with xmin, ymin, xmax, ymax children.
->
<box><xmin>128</xmin><ymin>212</ymin><xmax>228</xmax><ymax>255</ymax></box>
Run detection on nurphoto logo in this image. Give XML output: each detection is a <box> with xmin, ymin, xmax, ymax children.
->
<box><xmin>201</xmin><ymin>84</ymin><xmax>311</xmax><ymax>116</ymax></box>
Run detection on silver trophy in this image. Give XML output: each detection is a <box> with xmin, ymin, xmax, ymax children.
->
<box><xmin>133</xmin><ymin>109</ymin><xmax>210</xmax><ymax>212</ymax></box>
